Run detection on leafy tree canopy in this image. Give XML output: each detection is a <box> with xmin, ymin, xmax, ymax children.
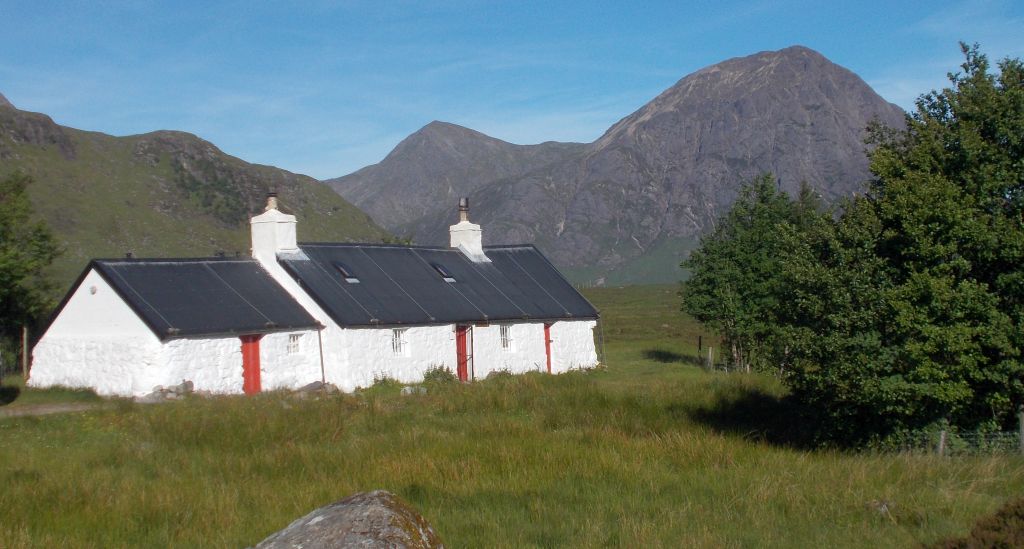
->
<box><xmin>0</xmin><ymin>172</ymin><xmax>60</xmax><ymax>351</ymax></box>
<box><xmin>682</xmin><ymin>44</ymin><xmax>1024</xmax><ymax>445</ymax></box>
<box><xmin>680</xmin><ymin>174</ymin><xmax>825</xmax><ymax>372</ymax></box>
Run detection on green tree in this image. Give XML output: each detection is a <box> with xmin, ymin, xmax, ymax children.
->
<box><xmin>776</xmin><ymin>44</ymin><xmax>1024</xmax><ymax>443</ymax></box>
<box><xmin>680</xmin><ymin>174</ymin><xmax>824</xmax><ymax>371</ymax></box>
<box><xmin>0</xmin><ymin>172</ymin><xmax>60</xmax><ymax>374</ymax></box>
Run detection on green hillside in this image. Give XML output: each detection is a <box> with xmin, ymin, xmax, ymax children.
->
<box><xmin>0</xmin><ymin>105</ymin><xmax>388</xmax><ymax>294</ymax></box>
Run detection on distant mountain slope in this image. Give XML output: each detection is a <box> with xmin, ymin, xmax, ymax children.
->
<box><xmin>330</xmin><ymin>46</ymin><xmax>906</xmax><ymax>284</ymax></box>
<box><xmin>0</xmin><ymin>103</ymin><xmax>388</xmax><ymax>292</ymax></box>
<box><xmin>325</xmin><ymin>121</ymin><xmax>585</xmax><ymax>236</ymax></box>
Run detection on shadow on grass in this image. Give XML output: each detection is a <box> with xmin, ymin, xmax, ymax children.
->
<box><xmin>642</xmin><ymin>349</ymin><xmax>704</xmax><ymax>367</ymax></box>
<box><xmin>0</xmin><ymin>385</ymin><xmax>21</xmax><ymax>406</ymax></box>
<box><xmin>682</xmin><ymin>389</ymin><xmax>821</xmax><ymax>449</ymax></box>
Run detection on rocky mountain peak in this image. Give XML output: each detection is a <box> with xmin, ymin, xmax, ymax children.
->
<box><xmin>330</xmin><ymin>47</ymin><xmax>908</xmax><ymax>284</ymax></box>
<box><xmin>383</xmin><ymin>120</ymin><xmax>515</xmax><ymax>164</ymax></box>
<box><xmin>0</xmin><ymin>92</ymin><xmax>13</xmax><ymax>109</ymax></box>
<box><xmin>595</xmin><ymin>45</ymin><xmax>901</xmax><ymax>152</ymax></box>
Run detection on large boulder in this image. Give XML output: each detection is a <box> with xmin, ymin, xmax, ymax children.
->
<box><xmin>255</xmin><ymin>490</ymin><xmax>444</xmax><ymax>548</ymax></box>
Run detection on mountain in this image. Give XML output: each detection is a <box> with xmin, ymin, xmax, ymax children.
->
<box><xmin>0</xmin><ymin>101</ymin><xmax>388</xmax><ymax>292</ymax></box>
<box><xmin>326</xmin><ymin>121</ymin><xmax>585</xmax><ymax>236</ymax></box>
<box><xmin>0</xmin><ymin>93</ymin><xmax>12</xmax><ymax>109</ymax></box>
<box><xmin>328</xmin><ymin>46</ymin><xmax>906</xmax><ymax>284</ymax></box>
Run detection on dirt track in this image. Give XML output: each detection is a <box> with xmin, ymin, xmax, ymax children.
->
<box><xmin>0</xmin><ymin>403</ymin><xmax>101</xmax><ymax>418</ymax></box>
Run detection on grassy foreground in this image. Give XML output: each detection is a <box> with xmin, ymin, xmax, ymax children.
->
<box><xmin>1</xmin><ymin>285</ymin><xmax>1023</xmax><ymax>547</ymax></box>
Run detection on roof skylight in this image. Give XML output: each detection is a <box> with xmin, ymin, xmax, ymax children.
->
<box><xmin>334</xmin><ymin>262</ymin><xmax>360</xmax><ymax>283</ymax></box>
<box><xmin>431</xmin><ymin>263</ymin><xmax>456</xmax><ymax>283</ymax></box>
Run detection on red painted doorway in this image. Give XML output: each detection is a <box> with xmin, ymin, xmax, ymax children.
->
<box><xmin>455</xmin><ymin>325</ymin><xmax>473</xmax><ymax>382</ymax></box>
<box><xmin>240</xmin><ymin>334</ymin><xmax>263</xmax><ymax>394</ymax></box>
<box><xmin>543</xmin><ymin>323</ymin><xmax>553</xmax><ymax>374</ymax></box>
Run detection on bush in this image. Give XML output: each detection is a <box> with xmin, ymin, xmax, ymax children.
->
<box><xmin>928</xmin><ymin>497</ymin><xmax>1024</xmax><ymax>548</ymax></box>
<box><xmin>370</xmin><ymin>374</ymin><xmax>402</xmax><ymax>389</ymax></box>
<box><xmin>422</xmin><ymin>365</ymin><xmax>457</xmax><ymax>384</ymax></box>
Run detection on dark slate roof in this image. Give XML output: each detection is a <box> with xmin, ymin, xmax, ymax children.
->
<box><xmin>78</xmin><ymin>258</ymin><xmax>320</xmax><ymax>340</ymax></box>
<box><xmin>277</xmin><ymin>243</ymin><xmax>599</xmax><ymax>327</ymax></box>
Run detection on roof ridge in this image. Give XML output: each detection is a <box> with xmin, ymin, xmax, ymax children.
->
<box><xmin>297</xmin><ymin>242</ymin><xmax>535</xmax><ymax>250</ymax></box>
<box><xmin>93</xmin><ymin>257</ymin><xmax>255</xmax><ymax>263</ymax></box>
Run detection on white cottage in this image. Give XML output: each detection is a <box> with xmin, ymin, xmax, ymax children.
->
<box><xmin>30</xmin><ymin>196</ymin><xmax>600</xmax><ymax>396</ymax></box>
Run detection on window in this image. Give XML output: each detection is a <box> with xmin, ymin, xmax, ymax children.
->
<box><xmin>500</xmin><ymin>324</ymin><xmax>513</xmax><ymax>351</ymax></box>
<box><xmin>391</xmin><ymin>328</ymin><xmax>407</xmax><ymax>356</ymax></box>
<box><xmin>431</xmin><ymin>262</ymin><xmax>456</xmax><ymax>283</ymax></box>
<box><xmin>287</xmin><ymin>334</ymin><xmax>301</xmax><ymax>354</ymax></box>
<box><xmin>334</xmin><ymin>262</ymin><xmax>359</xmax><ymax>283</ymax></box>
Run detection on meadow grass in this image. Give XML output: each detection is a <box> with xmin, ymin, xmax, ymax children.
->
<box><xmin>0</xmin><ymin>374</ymin><xmax>102</xmax><ymax>408</ymax></box>
<box><xmin>1</xmin><ymin>285</ymin><xmax>1022</xmax><ymax>547</ymax></box>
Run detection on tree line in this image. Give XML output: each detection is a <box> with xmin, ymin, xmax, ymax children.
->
<box><xmin>681</xmin><ymin>44</ymin><xmax>1023</xmax><ymax>446</ymax></box>
<box><xmin>0</xmin><ymin>172</ymin><xmax>59</xmax><ymax>378</ymax></box>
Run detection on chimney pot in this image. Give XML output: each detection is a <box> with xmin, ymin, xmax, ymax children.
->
<box><xmin>251</xmin><ymin>192</ymin><xmax>298</xmax><ymax>259</ymax></box>
<box><xmin>449</xmin><ymin>196</ymin><xmax>489</xmax><ymax>262</ymax></box>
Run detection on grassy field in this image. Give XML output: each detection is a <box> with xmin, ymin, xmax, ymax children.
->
<box><xmin>1</xmin><ymin>285</ymin><xmax>1022</xmax><ymax>547</ymax></box>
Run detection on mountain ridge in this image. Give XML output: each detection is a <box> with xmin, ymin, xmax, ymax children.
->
<box><xmin>0</xmin><ymin>101</ymin><xmax>388</xmax><ymax>292</ymax></box>
<box><xmin>328</xmin><ymin>45</ymin><xmax>906</xmax><ymax>284</ymax></box>
<box><xmin>327</xmin><ymin>121</ymin><xmax>586</xmax><ymax>233</ymax></box>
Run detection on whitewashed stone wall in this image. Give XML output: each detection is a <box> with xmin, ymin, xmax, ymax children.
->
<box><xmin>159</xmin><ymin>331</ymin><xmax>321</xmax><ymax>395</ymax></box>
<box><xmin>29</xmin><ymin>269</ymin><xmax>163</xmax><ymax>396</ymax></box>
<box><xmin>259</xmin><ymin>331</ymin><xmax>323</xmax><ymax>390</ymax></box>
<box><xmin>31</xmin><ymin>337</ymin><xmax>161</xmax><ymax>396</ymax></box>
<box><xmin>471</xmin><ymin>323</ymin><xmax>547</xmax><ymax>377</ymax></box>
<box><xmin>549</xmin><ymin>320</ymin><xmax>599</xmax><ymax>373</ymax></box>
<box><xmin>315</xmin><ymin>320</ymin><xmax>599</xmax><ymax>387</ymax></box>
<box><xmin>328</xmin><ymin>325</ymin><xmax>457</xmax><ymax>390</ymax></box>
<box><xmin>159</xmin><ymin>337</ymin><xmax>242</xmax><ymax>394</ymax></box>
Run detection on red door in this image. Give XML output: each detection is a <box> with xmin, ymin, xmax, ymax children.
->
<box><xmin>455</xmin><ymin>325</ymin><xmax>470</xmax><ymax>382</ymax></box>
<box><xmin>241</xmin><ymin>335</ymin><xmax>263</xmax><ymax>394</ymax></box>
<box><xmin>544</xmin><ymin>323</ymin><xmax>553</xmax><ymax>374</ymax></box>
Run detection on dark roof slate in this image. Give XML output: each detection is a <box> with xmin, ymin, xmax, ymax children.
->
<box><xmin>278</xmin><ymin>244</ymin><xmax>598</xmax><ymax>327</ymax></box>
<box><xmin>87</xmin><ymin>258</ymin><xmax>320</xmax><ymax>340</ymax></box>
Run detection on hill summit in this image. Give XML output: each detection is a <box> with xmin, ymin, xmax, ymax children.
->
<box><xmin>328</xmin><ymin>46</ymin><xmax>906</xmax><ymax>284</ymax></box>
<box><xmin>0</xmin><ymin>98</ymin><xmax>387</xmax><ymax>290</ymax></box>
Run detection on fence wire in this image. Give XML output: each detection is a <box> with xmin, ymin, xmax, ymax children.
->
<box><xmin>894</xmin><ymin>431</ymin><xmax>1022</xmax><ymax>456</ymax></box>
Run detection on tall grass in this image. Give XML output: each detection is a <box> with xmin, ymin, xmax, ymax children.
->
<box><xmin>1</xmin><ymin>286</ymin><xmax>1022</xmax><ymax>547</ymax></box>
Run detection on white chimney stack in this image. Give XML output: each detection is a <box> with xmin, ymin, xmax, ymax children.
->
<box><xmin>251</xmin><ymin>192</ymin><xmax>298</xmax><ymax>261</ymax></box>
<box><xmin>449</xmin><ymin>197</ymin><xmax>489</xmax><ymax>262</ymax></box>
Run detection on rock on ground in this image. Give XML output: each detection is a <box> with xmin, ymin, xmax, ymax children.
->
<box><xmin>255</xmin><ymin>490</ymin><xmax>443</xmax><ymax>548</ymax></box>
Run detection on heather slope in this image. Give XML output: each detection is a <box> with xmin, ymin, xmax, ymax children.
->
<box><xmin>0</xmin><ymin>103</ymin><xmax>387</xmax><ymax>291</ymax></box>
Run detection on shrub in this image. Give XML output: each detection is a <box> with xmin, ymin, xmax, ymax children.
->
<box><xmin>422</xmin><ymin>365</ymin><xmax>457</xmax><ymax>384</ymax></box>
<box><xmin>371</xmin><ymin>374</ymin><xmax>402</xmax><ymax>389</ymax></box>
<box><xmin>928</xmin><ymin>497</ymin><xmax>1024</xmax><ymax>548</ymax></box>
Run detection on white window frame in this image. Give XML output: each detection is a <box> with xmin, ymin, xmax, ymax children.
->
<box><xmin>500</xmin><ymin>324</ymin><xmax>513</xmax><ymax>351</ymax></box>
<box><xmin>287</xmin><ymin>334</ymin><xmax>301</xmax><ymax>354</ymax></box>
<box><xmin>391</xmin><ymin>328</ymin><xmax>408</xmax><ymax>356</ymax></box>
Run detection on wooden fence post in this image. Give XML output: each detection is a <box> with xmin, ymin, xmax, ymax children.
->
<box><xmin>937</xmin><ymin>429</ymin><xmax>947</xmax><ymax>457</ymax></box>
<box><xmin>1018</xmin><ymin>405</ymin><xmax>1023</xmax><ymax>456</ymax></box>
<box><xmin>21</xmin><ymin>326</ymin><xmax>28</xmax><ymax>379</ymax></box>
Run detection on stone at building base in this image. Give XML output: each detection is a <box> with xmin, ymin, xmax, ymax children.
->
<box><xmin>136</xmin><ymin>380</ymin><xmax>194</xmax><ymax>403</ymax></box>
<box><xmin>255</xmin><ymin>490</ymin><xmax>443</xmax><ymax>548</ymax></box>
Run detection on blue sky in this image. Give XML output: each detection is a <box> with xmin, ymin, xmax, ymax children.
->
<box><xmin>2</xmin><ymin>1</ymin><xmax>1022</xmax><ymax>179</ymax></box>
